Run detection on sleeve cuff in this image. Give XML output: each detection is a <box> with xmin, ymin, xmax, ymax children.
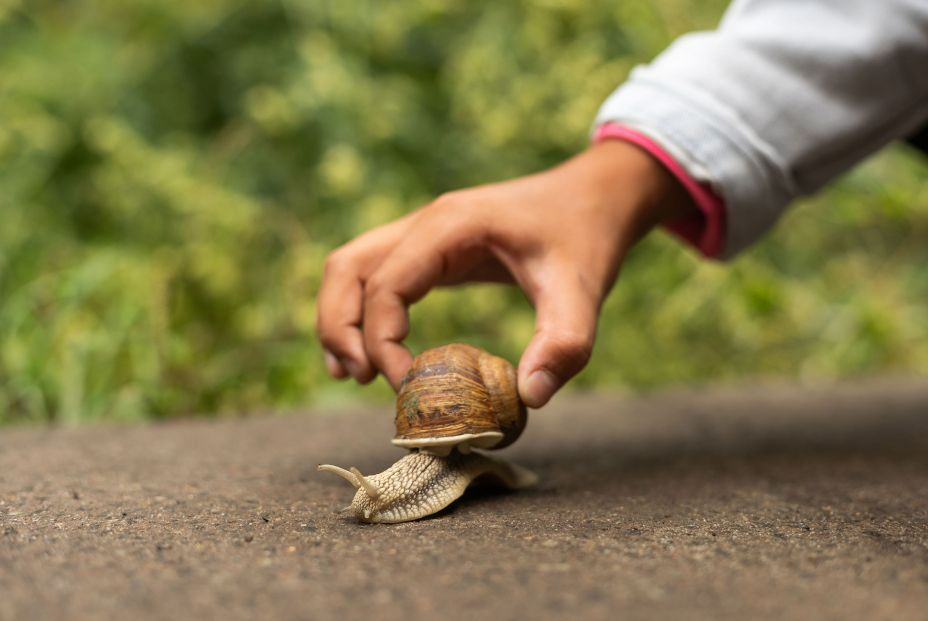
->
<box><xmin>593</xmin><ymin>123</ymin><xmax>727</xmax><ymax>259</ymax></box>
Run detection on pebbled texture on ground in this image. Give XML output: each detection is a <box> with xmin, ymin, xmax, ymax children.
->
<box><xmin>2</xmin><ymin>378</ymin><xmax>928</xmax><ymax>621</ymax></box>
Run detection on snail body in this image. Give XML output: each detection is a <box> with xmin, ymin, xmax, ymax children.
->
<box><xmin>319</xmin><ymin>343</ymin><xmax>537</xmax><ymax>524</ymax></box>
<box><xmin>318</xmin><ymin>450</ymin><xmax>538</xmax><ymax>523</ymax></box>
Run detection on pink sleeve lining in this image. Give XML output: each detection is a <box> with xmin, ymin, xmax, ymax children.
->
<box><xmin>593</xmin><ymin>123</ymin><xmax>726</xmax><ymax>259</ymax></box>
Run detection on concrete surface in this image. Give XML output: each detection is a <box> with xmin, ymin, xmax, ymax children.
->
<box><xmin>2</xmin><ymin>379</ymin><xmax>928</xmax><ymax>620</ymax></box>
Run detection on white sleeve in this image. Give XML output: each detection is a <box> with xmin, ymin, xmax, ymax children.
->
<box><xmin>594</xmin><ymin>0</ymin><xmax>928</xmax><ymax>258</ymax></box>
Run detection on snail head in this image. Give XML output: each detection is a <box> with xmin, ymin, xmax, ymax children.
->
<box><xmin>317</xmin><ymin>464</ymin><xmax>383</xmax><ymax>521</ymax></box>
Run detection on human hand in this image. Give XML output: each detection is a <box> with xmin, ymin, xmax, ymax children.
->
<box><xmin>316</xmin><ymin>139</ymin><xmax>697</xmax><ymax>407</ymax></box>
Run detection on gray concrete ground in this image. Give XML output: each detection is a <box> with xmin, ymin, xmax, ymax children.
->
<box><xmin>2</xmin><ymin>378</ymin><xmax>928</xmax><ymax>621</ymax></box>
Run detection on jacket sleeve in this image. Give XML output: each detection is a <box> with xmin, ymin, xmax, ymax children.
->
<box><xmin>594</xmin><ymin>0</ymin><xmax>928</xmax><ymax>258</ymax></box>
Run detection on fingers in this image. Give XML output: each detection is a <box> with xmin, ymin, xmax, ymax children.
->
<box><xmin>316</xmin><ymin>217</ymin><xmax>415</xmax><ymax>384</ymax></box>
<box><xmin>362</xmin><ymin>209</ymin><xmax>487</xmax><ymax>389</ymax></box>
<box><xmin>317</xmin><ymin>195</ymin><xmax>498</xmax><ymax>389</ymax></box>
<box><xmin>517</xmin><ymin>269</ymin><xmax>599</xmax><ymax>408</ymax></box>
<box><xmin>317</xmin><ymin>252</ymin><xmax>376</xmax><ymax>383</ymax></box>
<box><xmin>320</xmin><ymin>197</ymin><xmax>603</xmax><ymax>405</ymax></box>
<box><xmin>324</xmin><ymin>349</ymin><xmax>349</xmax><ymax>379</ymax></box>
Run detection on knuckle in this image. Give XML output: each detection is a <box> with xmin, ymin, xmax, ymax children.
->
<box><xmin>548</xmin><ymin>331</ymin><xmax>594</xmax><ymax>370</ymax></box>
<box><xmin>429</xmin><ymin>192</ymin><xmax>479</xmax><ymax>223</ymax></box>
<box><xmin>315</xmin><ymin>328</ymin><xmax>341</xmax><ymax>352</ymax></box>
<box><xmin>423</xmin><ymin>191</ymin><xmax>489</xmax><ymax>239</ymax></box>
<box><xmin>429</xmin><ymin>191</ymin><xmax>466</xmax><ymax>212</ymax></box>
<box><xmin>323</xmin><ymin>247</ymin><xmax>353</xmax><ymax>277</ymax></box>
<box><xmin>315</xmin><ymin>315</ymin><xmax>351</xmax><ymax>354</ymax></box>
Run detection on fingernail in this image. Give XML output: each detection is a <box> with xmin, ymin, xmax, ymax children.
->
<box><xmin>522</xmin><ymin>369</ymin><xmax>559</xmax><ymax>408</ymax></box>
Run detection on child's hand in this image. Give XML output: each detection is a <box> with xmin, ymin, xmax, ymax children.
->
<box><xmin>316</xmin><ymin>140</ymin><xmax>696</xmax><ymax>408</ymax></box>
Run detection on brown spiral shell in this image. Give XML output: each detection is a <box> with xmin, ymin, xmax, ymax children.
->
<box><xmin>392</xmin><ymin>344</ymin><xmax>528</xmax><ymax>455</ymax></box>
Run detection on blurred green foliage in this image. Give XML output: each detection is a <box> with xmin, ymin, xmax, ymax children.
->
<box><xmin>1</xmin><ymin>0</ymin><xmax>926</xmax><ymax>425</ymax></box>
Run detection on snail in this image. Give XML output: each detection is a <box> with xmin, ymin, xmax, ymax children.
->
<box><xmin>319</xmin><ymin>343</ymin><xmax>539</xmax><ymax>523</ymax></box>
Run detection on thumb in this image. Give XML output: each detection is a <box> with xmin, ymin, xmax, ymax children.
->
<box><xmin>517</xmin><ymin>276</ymin><xmax>598</xmax><ymax>408</ymax></box>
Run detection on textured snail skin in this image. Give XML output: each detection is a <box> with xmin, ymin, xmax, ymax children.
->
<box><xmin>319</xmin><ymin>450</ymin><xmax>538</xmax><ymax>524</ymax></box>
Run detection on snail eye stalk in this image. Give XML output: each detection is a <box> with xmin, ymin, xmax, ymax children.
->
<box><xmin>317</xmin><ymin>464</ymin><xmax>361</xmax><ymax>489</ymax></box>
<box><xmin>350</xmin><ymin>467</ymin><xmax>382</xmax><ymax>500</ymax></box>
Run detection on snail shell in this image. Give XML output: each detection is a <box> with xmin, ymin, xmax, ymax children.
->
<box><xmin>392</xmin><ymin>344</ymin><xmax>527</xmax><ymax>456</ymax></box>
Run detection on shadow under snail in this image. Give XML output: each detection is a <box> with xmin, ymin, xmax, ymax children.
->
<box><xmin>318</xmin><ymin>343</ymin><xmax>539</xmax><ymax>523</ymax></box>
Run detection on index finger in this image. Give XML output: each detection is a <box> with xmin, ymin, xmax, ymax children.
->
<box><xmin>316</xmin><ymin>215</ymin><xmax>417</xmax><ymax>383</ymax></box>
<box><xmin>361</xmin><ymin>212</ymin><xmax>488</xmax><ymax>388</ymax></box>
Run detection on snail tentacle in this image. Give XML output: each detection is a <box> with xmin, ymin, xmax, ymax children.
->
<box><xmin>318</xmin><ymin>450</ymin><xmax>537</xmax><ymax>524</ymax></box>
<box><xmin>317</xmin><ymin>464</ymin><xmax>360</xmax><ymax>488</ymax></box>
<box><xmin>349</xmin><ymin>466</ymin><xmax>381</xmax><ymax>500</ymax></box>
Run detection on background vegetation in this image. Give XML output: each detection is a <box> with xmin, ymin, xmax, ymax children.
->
<box><xmin>1</xmin><ymin>0</ymin><xmax>926</xmax><ymax>425</ymax></box>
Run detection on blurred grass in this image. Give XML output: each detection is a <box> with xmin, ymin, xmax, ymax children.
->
<box><xmin>0</xmin><ymin>0</ymin><xmax>926</xmax><ymax>425</ymax></box>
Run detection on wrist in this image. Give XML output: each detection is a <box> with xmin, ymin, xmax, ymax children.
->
<box><xmin>571</xmin><ymin>139</ymin><xmax>701</xmax><ymax>244</ymax></box>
